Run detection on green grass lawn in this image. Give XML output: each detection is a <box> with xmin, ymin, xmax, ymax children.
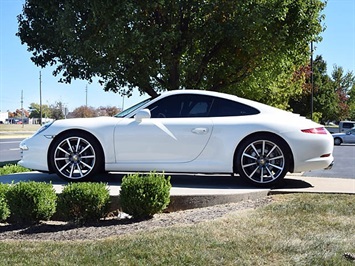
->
<box><xmin>0</xmin><ymin>193</ymin><xmax>354</xmax><ymax>265</ymax></box>
<box><xmin>0</xmin><ymin>124</ymin><xmax>40</xmax><ymax>132</ymax></box>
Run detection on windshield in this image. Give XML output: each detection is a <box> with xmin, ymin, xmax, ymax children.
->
<box><xmin>115</xmin><ymin>98</ymin><xmax>152</xmax><ymax>118</ymax></box>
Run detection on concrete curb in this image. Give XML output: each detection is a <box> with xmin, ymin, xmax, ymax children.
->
<box><xmin>166</xmin><ymin>190</ymin><xmax>270</xmax><ymax>212</ymax></box>
<box><xmin>2</xmin><ymin>171</ymin><xmax>354</xmax><ymax>215</ymax></box>
<box><xmin>51</xmin><ymin>183</ymin><xmax>270</xmax><ymax>213</ymax></box>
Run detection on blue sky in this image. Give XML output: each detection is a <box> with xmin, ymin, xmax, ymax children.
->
<box><xmin>0</xmin><ymin>0</ymin><xmax>354</xmax><ymax>113</ymax></box>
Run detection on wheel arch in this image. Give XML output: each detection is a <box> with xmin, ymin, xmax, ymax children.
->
<box><xmin>233</xmin><ymin>131</ymin><xmax>294</xmax><ymax>174</ymax></box>
<box><xmin>47</xmin><ymin>129</ymin><xmax>105</xmax><ymax>173</ymax></box>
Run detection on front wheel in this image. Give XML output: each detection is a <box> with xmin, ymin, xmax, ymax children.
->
<box><xmin>235</xmin><ymin>135</ymin><xmax>290</xmax><ymax>187</ymax></box>
<box><xmin>334</xmin><ymin>138</ymin><xmax>342</xmax><ymax>146</ymax></box>
<box><xmin>49</xmin><ymin>132</ymin><xmax>103</xmax><ymax>182</ymax></box>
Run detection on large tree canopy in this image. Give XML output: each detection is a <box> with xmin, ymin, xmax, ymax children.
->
<box><xmin>289</xmin><ymin>56</ymin><xmax>355</xmax><ymax>122</ymax></box>
<box><xmin>17</xmin><ymin>0</ymin><xmax>325</xmax><ymax>102</ymax></box>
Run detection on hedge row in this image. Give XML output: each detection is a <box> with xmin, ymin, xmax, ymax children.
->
<box><xmin>0</xmin><ymin>172</ymin><xmax>171</xmax><ymax>225</ymax></box>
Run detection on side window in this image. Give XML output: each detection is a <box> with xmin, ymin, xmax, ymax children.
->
<box><xmin>148</xmin><ymin>95</ymin><xmax>184</xmax><ymax>118</ymax></box>
<box><xmin>189</xmin><ymin>102</ymin><xmax>209</xmax><ymax>116</ymax></box>
<box><xmin>343</xmin><ymin>123</ymin><xmax>354</xmax><ymax>129</ymax></box>
<box><xmin>182</xmin><ymin>96</ymin><xmax>213</xmax><ymax>117</ymax></box>
<box><xmin>209</xmin><ymin>98</ymin><xmax>260</xmax><ymax>117</ymax></box>
<box><xmin>147</xmin><ymin>94</ymin><xmax>259</xmax><ymax>118</ymax></box>
<box><xmin>147</xmin><ymin>94</ymin><xmax>214</xmax><ymax>118</ymax></box>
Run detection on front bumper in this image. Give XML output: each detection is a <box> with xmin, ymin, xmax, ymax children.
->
<box><xmin>18</xmin><ymin>136</ymin><xmax>52</xmax><ymax>172</ymax></box>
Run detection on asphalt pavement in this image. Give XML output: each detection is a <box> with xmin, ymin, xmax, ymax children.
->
<box><xmin>302</xmin><ymin>144</ymin><xmax>355</xmax><ymax>179</ymax></box>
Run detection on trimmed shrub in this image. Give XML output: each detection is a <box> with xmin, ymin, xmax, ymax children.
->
<box><xmin>0</xmin><ymin>184</ymin><xmax>11</xmax><ymax>222</ymax></box>
<box><xmin>120</xmin><ymin>172</ymin><xmax>171</xmax><ymax>219</ymax></box>
<box><xmin>0</xmin><ymin>164</ymin><xmax>29</xmax><ymax>176</ymax></box>
<box><xmin>6</xmin><ymin>181</ymin><xmax>57</xmax><ymax>224</ymax></box>
<box><xmin>57</xmin><ymin>182</ymin><xmax>110</xmax><ymax>224</ymax></box>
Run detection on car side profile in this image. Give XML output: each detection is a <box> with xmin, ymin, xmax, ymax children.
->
<box><xmin>19</xmin><ymin>90</ymin><xmax>334</xmax><ymax>187</ymax></box>
<box><xmin>333</xmin><ymin>127</ymin><xmax>355</xmax><ymax>145</ymax></box>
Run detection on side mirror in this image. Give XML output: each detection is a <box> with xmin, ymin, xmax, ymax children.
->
<box><xmin>134</xmin><ymin>109</ymin><xmax>151</xmax><ymax>122</ymax></box>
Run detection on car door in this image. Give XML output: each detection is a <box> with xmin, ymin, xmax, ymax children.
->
<box><xmin>114</xmin><ymin>94</ymin><xmax>213</xmax><ymax>163</ymax></box>
<box><xmin>343</xmin><ymin>129</ymin><xmax>355</xmax><ymax>143</ymax></box>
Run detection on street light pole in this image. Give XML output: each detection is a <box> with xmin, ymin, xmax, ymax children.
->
<box><xmin>21</xmin><ymin>90</ymin><xmax>24</xmax><ymax>128</ymax></box>
<box><xmin>39</xmin><ymin>71</ymin><xmax>42</xmax><ymax>125</ymax></box>
<box><xmin>85</xmin><ymin>84</ymin><xmax>88</xmax><ymax>107</ymax></box>
<box><xmin>310</xmin><ymin>41</ymin><xmax>314</xmax><ymax>121</ymax></box>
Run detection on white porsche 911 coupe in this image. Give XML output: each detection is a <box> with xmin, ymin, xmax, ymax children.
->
<box><xmin>19</xmin><ymin>90</ymin><xmax>334</xmax><ymax>187</ymax></box>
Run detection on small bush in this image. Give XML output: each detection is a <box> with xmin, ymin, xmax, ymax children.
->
<box><xmin>57</xmin><ymin>182</ymin><xmax>110</xmax><ymax>224</ymax></box>
<box><xmin>120</xmin><ymin>172</ymin><xmax>171</xmax><ymax>219</ymax></box>
<box><xmin>0</xmin><ymin>184</ymin><xmax>11</xmax><ymax>222</ymax></box>
<box><xmin>0</xmin><ymin>164</ymin><xmax>29</xmax><ymax>176</ymax></box>
<box><xmin>7</xmin><ymin>181</ymin><xmax>57</xmax><ymax>224</ymax></box>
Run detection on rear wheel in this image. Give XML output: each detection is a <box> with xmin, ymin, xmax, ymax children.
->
<box><xmin>235</xmin><ymin>135</ymin><xmax>290</xmax><ymax>187</ymax></box>
<box><xmin>49</xmin><ymin>132</ymin><xmax>103</xmax><ymax>182</ymax></box>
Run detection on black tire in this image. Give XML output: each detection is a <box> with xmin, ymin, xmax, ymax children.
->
<box><xmin>235</xmin><ymin>134</ymin><xmax>290</xmax><ymax>188</ymax></box>
<box><xmin>49</xmin><ymin>131</ymin><xmax>104</xmax><ymax>182</ymax></box>
<box><xmin>334</xmin><ymin>138</ymin><xmax>342</xmax><ymax>146</ymax></box>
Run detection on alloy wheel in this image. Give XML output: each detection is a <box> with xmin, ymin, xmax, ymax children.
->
<box><xmin>53</xmin><ymin>136</ymin><xmax>96</xmax><ymax>180</ymax></box>
<box><xmin>240</xmin><ymin>139</ymin><xmax>285</xmax><ymax>184</ymax></box>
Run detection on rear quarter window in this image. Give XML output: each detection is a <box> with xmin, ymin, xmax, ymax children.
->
<box><xmin>209</xmin><ymin>98</ymin><xmax>260</xmax><ymax>117</ymax></box>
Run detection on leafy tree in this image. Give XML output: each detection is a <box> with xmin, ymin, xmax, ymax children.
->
<box><xmin>70</xmin><ymin>106</ymin><xmax>97</xmax><ymax>118</ymax></box>
<box><xmin>12</xmin><ymin>109</ymin><xmax>30</xmax><ymax>118</ymax></box>
<box><xmin>289</xmin><ymin>56</ymin><xmax>355</xmax><ymax>122</ymax></box>
<box><xmin>311</xmin><ymin>57</ymin><xmax>339</xmax><ymax>122</ymax></box>
<box><xmin>230</xmin><ymin>60</ymin><xmax>309</xmax><ymax>110</ymax></box>
<box><xmin>96</xmin><ymin>106</ymin><xmax>121</xmax><ymax>117</ymax></box>
<box><xmin>49</xmin><ymin>101</ymin><xmax>65</xmax><ymax>120</ymax></box>
<box><xmin>348</xmin><ymin>84</ymin><xmax>355</xmax><ymax>120</ymax></box>
<box><xmin>17</xmin><ymin>0</ymin><xmax>325</xmax><ymax>104</ymax></box>
<box><xmin>290</xmin><ymin>56</ymin><xmax>339</xmax><ymax>122</ymax></box>
<box><xmin>331</xmin><ymin>66</ymin><xmax>355</xmax><ymax>120</ymax></box>
<box><xmin>70</xmin><ymin>105</ymin><xmax>121</xmax><ymax>118</ymax></box>
<box><xmin>28</xmin><ymin>102</ymin><xmax>51</xmax><ymax>118</ymax></box>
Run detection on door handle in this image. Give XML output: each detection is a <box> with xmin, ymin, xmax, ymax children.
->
<box><xmin>191</xmin><ymin>128</ymin><xmax>208</xmax><ymax>134</ymax></box>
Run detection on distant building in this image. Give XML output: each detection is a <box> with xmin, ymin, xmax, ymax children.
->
<box><xmin>0</xmin><ymin>112</ymin><xmax>8</xmax><ymax>124</ymax></box>
<box><xmin>29</xmin><ymin>117</ymin><xmax>54</xmax><ymax>124</ymax></box>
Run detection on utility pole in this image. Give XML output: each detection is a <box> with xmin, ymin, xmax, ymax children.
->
<box><xmin>122</xmin><ymin>90</ymin><xmax>127</xmax><ymax>110</ymax></box>
<box><xmin>39</xmin><ymin>71</ymin><xmax>42</xmax><ymax>125</ymax></box>
<box><xmin>85</xmin><ymin>84</ymin><xmax>88</xmax><ymax>107</ymax></box>
<box><xmin>310</xmin><ymin>41</ymin><xmax>314</xmax><ymax>121</ymax></box>
<box><xmin>21</xmin><ymin>90</ymin><xmax>24</xmax><ymax>128</ymax></box>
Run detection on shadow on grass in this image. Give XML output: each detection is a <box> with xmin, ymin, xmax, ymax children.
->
<box><xmin>0</xmin><ymin>215</ymin><xmax>141</xmax><ymax>237</ymax></box>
